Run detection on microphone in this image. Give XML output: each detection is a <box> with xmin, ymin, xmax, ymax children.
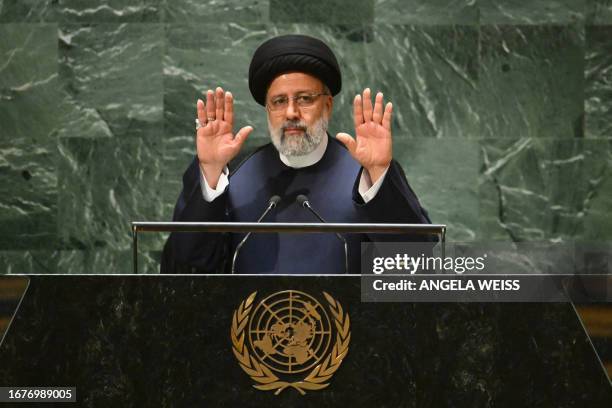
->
<box><xmin>231</xmin><ymin>195</ymin><xmax>281</xmax><ymax>274</ymax></box>
<box><xmin>296</xmin><ymin>194</ymin><xmax>349</xmax><ymax>274</ymax></box>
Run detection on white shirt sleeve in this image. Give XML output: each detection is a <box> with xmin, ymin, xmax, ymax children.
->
<box><xmin>358</xmin><ymin>166</ymin><xmax>389</xmax><ymax>203</ymax></box>
<box><xmin>200</xmin><ymin>165</ymin><xmax>229</xmax><ymax>202</ymax></box>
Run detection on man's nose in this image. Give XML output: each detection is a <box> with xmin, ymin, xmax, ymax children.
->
<box><xmin>285</xmin><ymin>99</ymin><xmax>300</xmax><ymax>120</ymax></box>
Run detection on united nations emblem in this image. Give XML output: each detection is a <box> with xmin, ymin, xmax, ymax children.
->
<box><xmin>231</xmin><ymin>290</ymin><xmax>351</xmax><ymax>395</ymax></box>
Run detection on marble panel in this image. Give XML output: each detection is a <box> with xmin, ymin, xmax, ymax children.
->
<box><xmin>0</xmin><ymin>24</ymin><xmax>59</xmax><ymax>250</ymax></box>
<box><xmin>0</xmin><ymin>0</ymin><xmax>57</xmax><ymax>22</ymax></box>
<box><xmin>479</xmin><ymin>0</ymin><xmax>585</xmax><ymax>24</ymax></box>
<box><xmin>57</xmin><ymin>249</ymin><xmax>160</xmax><ymax>274</ymax></box>
<box><xmin>58</xmin><ymin>23</ymin><xmax>164</xmax><ymax>139</ymax></box>
<box><xmin>585</xmin><ymin>25</ymin><xmax>612</xmax><ymax>138</ymax></box>
<box><xmin>364</xmin><ymin>24</ymin><xmax>479</xmax><ymax>139</ymax></box>
<box><xmin>581</xmin><ymin>138</ymin><xmax>612</xmax><ymax>241</ymax></box>
<box><xmin>395</xmin><ymin>138</ymin><xmax>479</xmax><ymax>241</ymax></box>
<box><xmin>0</xmin><ymin>251</ymin><xmax>59</xmax><ymax>274</ymax></box>
<box><xmin>269</xmin><ymin>0</ymin><xmax>374</xmax><ymax>23</ymax></box>
<box><xmin>0</xmin><ymin>0</ymin><xmax>163</xmax><ymax>22</ymax></box>
<box><xmin>57</xmin><ymin>137</ymin><xmax>166</xmax><ymax>253</ymax></box>
<box><xmin>164</xmin><ymin>0</ymin><xmax>268</xmax><ymax>22</ymax></box>
<box><xmin>163</xmin><ymin>23</ymin><xmax>270</xmax><ymax>139</ymax></box>
<box><xmin>374</xmin><ymin>0</ymin><xmax>478</xmax><ymax>24</ymax></box>
<box><xmin>478</xmin><ymin>138</ymin><xmax>612</xmax><ymax>242</ymax></box>
<box><xmin>479</xmin><ymin>25</ymin><xmax>584</xmax><ymax>139</ymax></box>
<box><xmin>586</xmin><ymin>0</ymin><xmax>612</xmax><ymax>24</ymax></box>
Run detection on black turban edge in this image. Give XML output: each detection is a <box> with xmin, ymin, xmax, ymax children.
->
<box><xmin>250</xmin><ymin>53</ymin><xmax>341</xmax><ymax>106</ymax></box>
<box><xmin>248</xmin><ymin>34</ymin><xmax>342</xmax><ymax>106</ymax></box>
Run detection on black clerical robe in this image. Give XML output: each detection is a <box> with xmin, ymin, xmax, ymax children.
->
<box><xmin>161</xmin><ymin>137</ymin><xmax>430</xmax><ymax>274</ymax></box>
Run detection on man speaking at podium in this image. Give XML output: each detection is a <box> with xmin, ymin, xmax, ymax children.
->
<box><xmin>162</xmin><ymin>34</ymin><xmax>431</xmax><ymax>274</ymax></box>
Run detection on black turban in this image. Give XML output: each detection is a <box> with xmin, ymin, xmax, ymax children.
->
<box><xmin>248</xmin><ymin>34</ymin><xmax>342</xmax><ymax>106</ymax></box>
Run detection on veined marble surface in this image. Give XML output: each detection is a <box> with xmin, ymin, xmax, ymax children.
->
<box><xmin>0</xmin><ymin>1</ymin><xmax>611</xmax><ymax>273</ymax></box>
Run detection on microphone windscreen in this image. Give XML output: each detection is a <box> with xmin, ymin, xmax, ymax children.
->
<box><xmin>296</xmin><ymin>194</ymin><xmax>309</xmax><ymax>206</ymax></box>
<box><xmin>269</xmin><ymin>195</ymin><xmax>281</xmax><ymax>206</ymax></box>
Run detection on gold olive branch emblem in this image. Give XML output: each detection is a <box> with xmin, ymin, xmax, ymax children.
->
<box><xmin>230</xmin><ymin>291</ymin><xmax>350</xmax><ymax>395</ymax></box>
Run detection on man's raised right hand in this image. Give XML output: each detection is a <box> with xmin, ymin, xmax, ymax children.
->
<box><xmin>196</xmin><ymin>86</ymin><xmax>253</xmax><ymax>189</ymax></box>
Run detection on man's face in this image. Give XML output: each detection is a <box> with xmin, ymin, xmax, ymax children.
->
<box><xmin>266</xmin><ymin>72</ymin><xmax>333</xmax><ymax>157</ymax></box>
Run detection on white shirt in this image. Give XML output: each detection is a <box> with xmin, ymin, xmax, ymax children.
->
<box><xmin>199</xmin><ymin>134</ymin><xmax>389</xmax><ymax>203</ymax></box>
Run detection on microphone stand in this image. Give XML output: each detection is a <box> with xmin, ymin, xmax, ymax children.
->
<box><xmin>296</xmin><ymin>195</ymin><xmax>349</xmax><ymax>274</ymax></box>
<box><xmin>231</xmin><ymin>195</ymin><xmax>280</xmax><ymax>274</ymax></box>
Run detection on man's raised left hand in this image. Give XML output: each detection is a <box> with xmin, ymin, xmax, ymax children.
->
<box><xmin>336</xmin><ymin>88</ymin><xmax>393</xmax><ymax>184</ymax></box>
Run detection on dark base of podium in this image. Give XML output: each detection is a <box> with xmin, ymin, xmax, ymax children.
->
<box><xmin>0</xmin><ymin>276</ymin><xmax>610</xmax><ymax>407</ymax></box>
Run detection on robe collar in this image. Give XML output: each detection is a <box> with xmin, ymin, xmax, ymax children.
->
<box><xmin>278</xmin><ymin>132</ymin><xmax>328</xmax><ymax>169</ymax></box>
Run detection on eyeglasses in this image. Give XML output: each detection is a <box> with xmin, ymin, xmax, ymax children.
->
<box><xmin>266</xmin><ymin>92</ymin><xmax>329</xmax><ymax>113</ymax></box>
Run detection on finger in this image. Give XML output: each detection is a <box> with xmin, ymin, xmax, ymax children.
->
<box><xmin>336</xmin><ymin>132</ymin><xmax>357</xmax><ymax>156</ymax></box>
<box><xmin>215</xmin><ymin>87</ymin><xmax>224</xmax><ymax>121</ymax></box>
<box><xmin>224</xmin><ymin>91</ymin><xmax>233</xmax><ymax>125</ymax></box>
<box><xmin>353</xmin><ymin>94</ymin><xmax>364</xmax><ymax>127</ymax></box>
<box><xmin>233</xmin><ymin>125</ymin><xmax>253</xmax><ymax>147</ymax></box>
<box><xmin>206</xmin><ymin>90</ymin><xmax>215</xmax><ymax>121</ymax></box>
<box><xmin>373</xmin><ymin>92</ymin><xmax>384</xmax><ymax>124</ymax></box>
<box><xmin>362</xmin><ymin>88</ymin><xmax>373</xmax><ymax>122</ymax></box>
<box><xmin>382</xmin><ymin>102</ymin><xmax>393</xmax><ymax>131</ymax></box>
<box><xmin>197</xmin><ymin>98</ymin><xmax>206</xmax><ymax>125</ymax></box>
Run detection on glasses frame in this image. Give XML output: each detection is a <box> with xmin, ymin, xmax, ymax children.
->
<box><xmin>266</xmin><ymin>92</ymin><xmax>330</xmax><ymax>113</ymax></box>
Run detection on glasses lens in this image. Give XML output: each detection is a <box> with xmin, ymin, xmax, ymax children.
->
<box><xmin>299</xmin><ymin>95</ymin><xmax>318</xmax><ymax>107</ymax></box>
<box><xmin>268</xmin><ymin>97</ymin><xmax>287</xmax><ymax>112</ymax></box>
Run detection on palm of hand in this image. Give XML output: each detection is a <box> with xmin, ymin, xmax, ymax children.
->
<box><xmin>353</xmin><ymin>121</ymin><xmax>392</xmax><ymax>169</ymax></box>
<box><xmin>197</xmin><ymin>119</ymin><xmax>237</xmax><ymax>165</ymax></box>
<box><xmin>196</xmin><ymin>87</ymin><xmax>253</xmax><ymax>169</ymax></box>
<box><xmin>336</xmin><ymin>88</ymin><xmax>393</xmax><ymax>173</ymax></box>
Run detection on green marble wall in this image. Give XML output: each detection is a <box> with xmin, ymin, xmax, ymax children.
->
<box><xmin>1</xmin><ymin>1</ymin><xmax>611</xmax><ymax>273</ymax></box>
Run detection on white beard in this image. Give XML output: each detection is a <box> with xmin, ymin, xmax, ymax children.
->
<box><xmin>268</xmin><ymin>115</ymin><xmax>328</xmax><ymax>157</ymax></box>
